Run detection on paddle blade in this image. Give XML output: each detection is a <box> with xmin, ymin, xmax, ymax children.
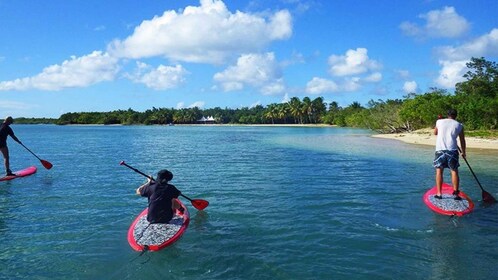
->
<box><xmin>41</xmin><ymin>160</ymin><xmax>53</xmax><ymax>170</ymax></box>
<box><xmin>482</xmin><ymin>191</ymin><xmax>497</xmax><ymax>204</ymax></box>
<box><xmin>191</xmin><ymin>199</ymin><xmax>209</xmax><ymax>210</ymax></box>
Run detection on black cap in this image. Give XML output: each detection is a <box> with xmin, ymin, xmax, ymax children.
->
<box><xmin>157</xmin><ymin>169</ymin><xmax>173</xmax><ymax>183</ymax></box>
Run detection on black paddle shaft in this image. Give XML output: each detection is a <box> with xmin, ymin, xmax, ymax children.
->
<box><xmin>120</xmin><ymin>161</ymin><xmax>196</xmax><ymax>202</ymax></box>
<box><xmin>461</xmin><ymin>156</ymin><xmax>484</xmax><ymax>191</ymax></box>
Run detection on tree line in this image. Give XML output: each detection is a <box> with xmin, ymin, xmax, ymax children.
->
<box><xmin>18</xmin><ymin>57</ymin><xmax>498</xmax><ymax>133</ymax></box>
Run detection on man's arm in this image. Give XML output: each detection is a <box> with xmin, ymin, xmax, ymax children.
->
<box><xmin>11</xmin><ymin>134</ymin><xmax>21</xmax><ymax>144</ymax></box>
<box><xmin>459</xmin><ymin>128</ymin><xmax>466</xmax><ymax>158</ymax></box>
<box><xmin>136</xmin><ymin>178</ymin><xmax>152</xmax><ymax>195</ymax></box>
<box><xmin>8</xmin><ymin>128</ymin><xmax>21</xmax><ymax>143</ymax></box>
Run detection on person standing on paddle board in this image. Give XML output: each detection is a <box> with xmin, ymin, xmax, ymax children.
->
<box><xmin>433</xmin><ymin>109</ymin><xmax>466</xmax><ymax>200</ymax></box>
<box><xmin>0</xmin><ymin>117</ymin><xmax>22</xmax><ymax>176</ymax></box>
<box><xmin>136</xmin><ymin>169</ymin><xmax>184</xmax><ymax>223</ymax></box>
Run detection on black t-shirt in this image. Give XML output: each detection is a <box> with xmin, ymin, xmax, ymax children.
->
<box><xmin>0</xmin><ymin>124</ymin><xmax>14</xmax><ymax>147</ymax></box>
<box><xmin>140</xmin><ymin>182</ymin><xmax>181</xmax><ymax>223</ymax></box>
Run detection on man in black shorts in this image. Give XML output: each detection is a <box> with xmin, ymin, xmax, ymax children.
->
<box><xmin>0</xmin><ymin>117</ymin><xmax>22</xmax><ymax>176</ymax></box>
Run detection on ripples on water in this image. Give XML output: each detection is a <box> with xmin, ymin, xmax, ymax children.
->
<box><xmin>1</xmin><ymin>125</ymin><xmax>497</xmax><ymax>279</ymax></box>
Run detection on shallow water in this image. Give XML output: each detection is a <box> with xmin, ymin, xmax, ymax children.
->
<box><xmin>1</xmin><ymin>125</ymin><xmax>497</xmax><ymax>279</ymax></box>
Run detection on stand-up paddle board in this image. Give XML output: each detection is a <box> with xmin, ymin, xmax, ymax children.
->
<box><xmin>423</xmin><ymin>183</ymin><xmax>474</xmax><ymax>216</ymax></box>
<box><xmin>0</xmin><ymin>166</ymin><xmax>37</xmax><ymax>182</ymax></box>
<box><xmin>128</xmin><ymin>199</ymin><xmax>190</xmax><ymax>252</ymax></box>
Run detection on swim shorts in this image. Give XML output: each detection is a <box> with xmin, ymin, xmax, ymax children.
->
<box><xmin>433</xmin><ymin>150</ymin><xmax>460</xmax><ymax>170</ymax></box>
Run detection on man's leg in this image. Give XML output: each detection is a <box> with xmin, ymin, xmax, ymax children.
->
<box><xmin>435</xmin><ymin>168</ymin><xmax>444</xmax><ymax>196</ymax></box>
<box><xmin>450</xmin><ymin>169</ymin><xmax>461</xmax><ymax>200</ymax></box>
<box><xmin>450</xmin><ymin>170</ymin><xmax>459</xmax><ymax>191</ymax></box>
<box><xmin>0</xmin><ymin>147</ymin><xmax>11</xmax><ymax>175</ymax></box>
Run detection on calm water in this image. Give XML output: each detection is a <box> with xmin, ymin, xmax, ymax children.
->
<box><xmin>1</xmin><ymin>125</ymin><xmax>497</xmax><ymax>279</ymax></box>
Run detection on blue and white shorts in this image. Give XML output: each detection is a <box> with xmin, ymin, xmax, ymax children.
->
<box><xmin>433</xmin><ymin>150</ymin><xmax>460</xmax><ymax>170</ymax></box>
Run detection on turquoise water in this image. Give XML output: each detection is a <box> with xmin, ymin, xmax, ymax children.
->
<box><xmin>1</xmin><ymin>125</ymin><xmax>497</xmax><ymax>279</ymax></box>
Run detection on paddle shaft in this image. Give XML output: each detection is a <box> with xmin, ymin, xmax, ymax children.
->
<box><xmin>461</xmin><ymin>155</ymin><xmax>485</xmax><ymax>191</ymax></box>
<box><xmin>457</xmin><ymin>147</ymin><xmax>485</xmax><ymax>191</ymax></box>
<box><xmin>458</xmin><ymin>147</ymin><xmax>496</xmax><ymax>203</ymax></box>
<box><xmin>18</xmin><ymin>142</ymin><xmax>53</xmax><ymax>169</ymax></box>
<box><xmin>120</xmin><ymin>161</ymin><xmax>197</xmax><ymax>202</ymax></box>
<box><xmin>19</xmin><ymin>142</ymin><xmax>42</xmax><ymax>161</ymax></box>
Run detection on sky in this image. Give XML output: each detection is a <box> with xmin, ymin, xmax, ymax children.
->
<box><xmin>1</xmin><ymin>0</ymin><xmax>497</xmax><ymax>118</ymax></box>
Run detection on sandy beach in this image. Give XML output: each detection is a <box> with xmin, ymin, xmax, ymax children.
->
<box><xmin>372</xmin><ymin>129</ymin><xmax>498</xmax><ymax>150</ymax></box>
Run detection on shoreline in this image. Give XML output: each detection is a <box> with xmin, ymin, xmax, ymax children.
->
<box><xmin>372</xmin><ymin>129</ymin><xmax>498</xmax><ymax>150</ymax></box>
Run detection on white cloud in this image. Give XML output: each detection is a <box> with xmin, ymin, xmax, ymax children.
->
<box><xmin>313</xmin><ymin>48</ymin><xmax>382</xmax><ymax>94</ymax></box>
<box><xmin>281</xmin><ymin>93</ymin><xmax>290</xmax><ymax>103</ymax></box>
<box><xmin>94</xmin><ymin>25</ymin><xmax>106</xmax><ymax>32</ymax></box>
<box><xmin>260</xmin><ymin>79</ymin><xmax>286</xmax><ymax>95</ymax></box>
<box><xmin>403</xmin><ymin>81</ymin><xmax>418</xmax><ymax>93</ymax></box>
<box><xmin>342</xmin><ymin>77</ymin><xmax>361</xmax><ymax>92</ymax></box>
<box><xmin>435</xmin><ymin>60</ymin><xmax>468</xmax><ymax>88</ymax></box>
<box><xmin>250</xmin><ymin>101</ymin><xmax>261</xmax><ymax>108</ymax></box>
<box><xmin>176</xmin><ymin>102</ymin><xmax>185</xmax><ymax>109</ymax></box>
<box><xmin>176</xmin><ymin>101</ymin><xmax>205</xmax><ymax>109</ymax></box>
<box><xmin>128</xmin><ymin>62</ymin><xmax>188</xmax><ymax>90</ymax></box>
<box><xmin>396</xmin><ymin>70</ymin><xmax>411</xmax><ymax>80</ymax></box>
<box><xmin>436</xmin><ymin>28</ymin><xmax>498</xmax><ymax>61</ymax></box>
<box><xmin>304</xmin><ymin>76</ymin><xmax>374</xmax><ymax>94</ymax></box>
<box><xmin>0</xmin><ymin>51</ymin><xmax>119</xmax><ymax>91</ymax></box>
<box><xmin>328</xmin><ymin>48</ymin><xmax>381</xmax><ymax>77</ymax></box>
<box><xmin>213</xmin><ymin>52</ymin><xmax>285</xmax><ymax>95</ymax></box>
<box><xmin>400</xmin><ymin>6</ymin><xmax>470</xmax><ymax>39</ymax></box>
<box><xmin>305</xmin><ymin>77</ymin><xmax>339</xmax><ymax>94</ymax></box>
<box><xmin>424</xmin><ymin>6</ymin><xmax>470</xmax><ymax>38</ymax></box>
<box><xmin>364</xmin><ymin>72</ymin><xmax>382</xmax><ymax>82</ymax></box>
<box><xmin>399</xmin><ymin>21</ymin><xmax>422</xmax><ymax>38</ymax></box>
<box><xmin>435</xmin><ymin>28</ymin><xmax>498</xmax><ymax>88</ymax></box>
<box><xmin>108</xmin><ymin>0</ymin><xmax>292</xmax><ymax>64</ymax></box>
<box><xmin>188</xmin><ymin>101</ymin><xmax>205</xmax><ymax>108</ymax></box>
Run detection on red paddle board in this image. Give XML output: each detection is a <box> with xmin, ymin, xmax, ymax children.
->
<box><xmin>423</xmin><ymin>183</ymin><xmax>474</xmax><ymax>216</ymax></box>
<box><xmin>0</xmin><ymin>166</ymin><xmax>37</xmax><ymax>182</ymax></box>
<box><xmin>127</xmin><ymin>199</ymin><xmax>190</xmax><ymax>251</ymax></box>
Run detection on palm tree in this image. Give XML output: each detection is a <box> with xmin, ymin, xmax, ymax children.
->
<box><xmin>276</xmin><ymin>103</ymin><xmax>289</xmax><ymax>123</ymax></box>
<box><xmin>311</xmin><ymin>97</ymin><xmax>326</xmax><ymax>123</ymax></box>
<box><xmin>349</xmin><ymin>101</ymin><xmax>363</xmax><ymax>110</ymax></box>
<box><xmin>264</xmin><ymin>103</ymin><xmax>278</xmax><ymax>124</ymax></box>
<box><xmin>288</xmin><ymin>97</ymin><xmax>303</xmax><ymax>124</ymax></box>
<box><xmin>302</xmin><ymin>97</ymin><xmax>312</xmax><ymax>123</ymax></box>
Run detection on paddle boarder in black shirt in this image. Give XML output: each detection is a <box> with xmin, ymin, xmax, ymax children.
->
<box><xmin>0</xmin><ymin>117</ymin><xmax>22</xmax><ymax>176</ymax></box>
<box><xmin>136</xmin><ymin>169</ymin><xmax>184</xmax><ymax>223</ymax></box>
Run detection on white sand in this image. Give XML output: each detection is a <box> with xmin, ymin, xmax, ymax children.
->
<box><xmin>372</xmin><ymin>129</ymin><xmax>498</xmax><ymax>150</ymax></box>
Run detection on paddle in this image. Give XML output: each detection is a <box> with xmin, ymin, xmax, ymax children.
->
<box><xmin>19</xmin><ymin>142</ymin><xmax>53</xmax><ymax>170</ymax></box>
<box><xmin>119</xmin><ymin>161</ymin><xmax>209</xmax><ymax>210</ymax></box>
<box><xmin>458</xmin><ymin>148</ymin><xmax>496</xmax><ymax>204</ymax></box>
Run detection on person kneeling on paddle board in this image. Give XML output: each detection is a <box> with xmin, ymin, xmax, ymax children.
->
<box><xmin>136</xmin><ymin>169</ymin><xmax>184</xmax><ymax>223</ymax></box>
<box><xmin>433</xmin><ymin>109</ymin><xmax>466</xmax><ymax>200</ymax></box>
<box><xmin>0</xmin><ymin>116</ymin><xmax>22</xmax><ymax>176</ymax></box>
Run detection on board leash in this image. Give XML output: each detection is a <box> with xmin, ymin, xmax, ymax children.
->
<box><xmin>128</xmin><ymin>223</ymin><xmax>152</xmax><ymax>263</ymax></box>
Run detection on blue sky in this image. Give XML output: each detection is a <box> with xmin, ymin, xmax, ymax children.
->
<box><xmin>1</xmin><ymin>0</ymin><xmax>497</xmax><ymax>118</ymax></box>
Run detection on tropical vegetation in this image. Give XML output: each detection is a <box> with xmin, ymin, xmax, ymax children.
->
<box><xmin>13</xmin><ymin>57</ymin><xmax>498</xmax><ymax>134</ymax></box>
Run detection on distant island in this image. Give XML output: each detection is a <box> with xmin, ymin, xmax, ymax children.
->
<box><xmin>10</xmin><ymin>57</ymin><xmax>498</xmax><ymax>138</ymax></box>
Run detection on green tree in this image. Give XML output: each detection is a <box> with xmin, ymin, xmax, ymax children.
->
<box><xmin>399</xmin><ymin>89</ymin><xmax>452</xmax><ymax>130</ymax></box>
<box><xmin>301</xmin><ymin>97</ymin><xmax>312</xmax><ymax>123</ymax></box>
<box><xmin>288</xmin><ymin>97</ymin><xmax>303</xmax><ymax>124</ymax></box>
<box><xmin>454</xmin><ymin>57</ymin><xmax>498</xmax><ymax>129</ymax></box>
<box><xmin>311</xmin><ymin>97</ymin><xmax>326</xmax><ymax>123</ymax></box>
